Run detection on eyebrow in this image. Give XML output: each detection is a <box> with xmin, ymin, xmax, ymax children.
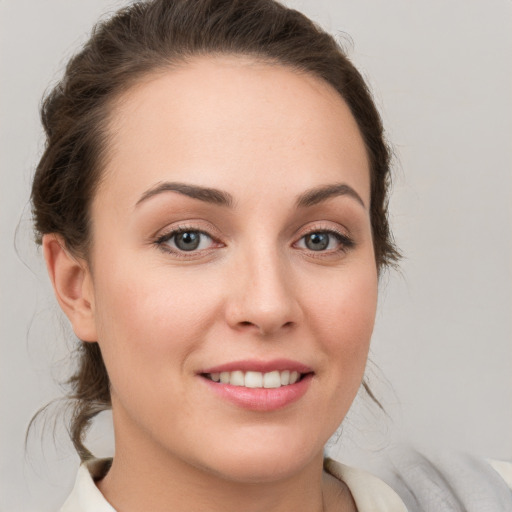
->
<box><xmin>295</xmin><ymin>183</ymin><xmax>366</xmax><ymax>209</ymax></box>
<box><xmin>135</xmin><ymin>181</ymin><xmax>365</xmax><ymax>210</ymax></box>
<box><xmin>136</xmin><ymin>181</ymin><xmax>234</xmax><ymax>208</ymax></box>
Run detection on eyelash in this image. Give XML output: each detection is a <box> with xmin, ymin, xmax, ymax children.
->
<box><xmin>154</xmin><ymin>225</ymin><xmax>355</xmax><ymax>258</ymax></box>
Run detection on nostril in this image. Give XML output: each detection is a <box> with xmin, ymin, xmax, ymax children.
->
<box><xmin>238</xmin><ymin>320</ymin><xmax>294</xmax><ymax>330</ymax></box>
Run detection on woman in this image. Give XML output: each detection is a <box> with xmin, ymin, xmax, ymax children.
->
<box><xmin>27</xmin><ymin>0</ymin><xmax>512</xmax><ymax>510</ymax></box>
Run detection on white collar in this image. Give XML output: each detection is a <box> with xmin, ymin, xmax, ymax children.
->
<box><xmin>60</xmin><ymin>459</ymin><xmax>116</xmax><ymax>512</ymax></box>
<box><xmin>324</xmin><ymin>458</ymin><xmax>408</xmax><ymax>512</ymax></box>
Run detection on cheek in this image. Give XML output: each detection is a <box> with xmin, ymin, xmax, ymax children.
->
<box><xmin>308</xmin><ymin>264</ymin><xmax>378</xmax><ymax>385</ymax></box>
<box><xmin>90</xmin><ymin>262</ymin><xmax>219</xmax><ymax>388</ymax></box>
<box><xmin>311</xmin><ymin>264</ymin><xmax>377</xmax><ymax>341</ymax></box>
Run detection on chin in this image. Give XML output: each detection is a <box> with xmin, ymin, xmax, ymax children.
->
<box><xmin>192</xmin><ymin>429</ymin><xmax>324</xmax><ymax>484</ymax></box>
<box><xmin>205</xmin><ymin>455</ymin><xmax>315</xmax><ymax>484</ymax></box>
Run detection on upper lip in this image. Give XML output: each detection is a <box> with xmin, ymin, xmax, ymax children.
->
<box><xmin>200</xmin><ymin>359</ymin><xmax>313</xmax><ymax>374</ymax></box>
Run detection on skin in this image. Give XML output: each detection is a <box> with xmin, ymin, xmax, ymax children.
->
<box><xmin>44</xmin><ymin>56</ymin><xmax>378</xmax><ymax>512</ymax></box>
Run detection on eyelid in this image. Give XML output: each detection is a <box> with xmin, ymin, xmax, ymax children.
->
<box><xmin>153</xmin><ymin>219</ymin><xmax>222</xmax><ymax>241</ymax></box>
<box><xmin>294</xmin><ymin>221</ymin><xmax>351</xmax><ymax>240</ymax></box>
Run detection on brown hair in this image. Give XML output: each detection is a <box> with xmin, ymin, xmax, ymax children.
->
<box><xmin>31</xmin><ymin>0</ymin><xmax>399</xmax><ymax>460</ymax></box>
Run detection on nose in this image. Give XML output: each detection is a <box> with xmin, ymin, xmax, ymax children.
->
<box><xmin>224</xmin><ymin>246</ymin><xmax>301</xmax><ymax>337</ymax></box>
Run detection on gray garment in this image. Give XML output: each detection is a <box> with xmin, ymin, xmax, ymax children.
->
<box><xmin>373</xmin><ymin>448</ymin><xmax>512</xmax><ymax>512</ymax></box>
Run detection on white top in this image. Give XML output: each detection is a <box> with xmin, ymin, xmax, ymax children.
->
<box><xmin>59</xmin><ymin>457</ymin><xmax>407</xmax><ymax>512</ymax></box>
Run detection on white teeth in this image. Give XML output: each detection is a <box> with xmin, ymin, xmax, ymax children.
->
<box><xmin>244</xmin><ymin>371</ymin><xmax>263</xmax><ymax>388</ymax></box>
<box><xmin>263</xmin><ymin>370</ymin><xmax>281</xmax><ymax>388</ymax></box>
<box><xmin>230</xmin><ymin>370</ymin><xmax>245</xmax><ymax>386</ymax></box>
<box><xmin>206</xmin><ymin>370</ymin><xmax>304</xmax><ymax>388</ymax></box>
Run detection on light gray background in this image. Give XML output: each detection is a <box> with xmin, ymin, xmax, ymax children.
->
<box><xmin>1</xmin><ymin>1</ymin><xmax>511</xmax><ymax>511</ymax></box>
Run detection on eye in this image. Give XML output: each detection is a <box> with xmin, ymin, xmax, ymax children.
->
<box><xmin>295</xmin><ymin>230</ymin><xmax>353</xmax><ymax>253</ymax></box>
<box><xmin>156</xmin><ymin>229</ymin><xmax>215</xmax><ymax>253</ymax></box>
<box><xmin>303</xmin><ymin>232</ymin><xmax>332</xmax><ymax>251</ymax></box>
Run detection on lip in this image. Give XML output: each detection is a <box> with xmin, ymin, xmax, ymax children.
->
<box><xmin>201</xmin><ymin>374</ymin><xmax>313</xmax><ymax>411</ymax></box>
<box><xmin>198</xmin><ymin>359</ymin><xmax>314</xmax><ymax>412</ymax></box>
<box><xmin>200</xmin><ymin>359</ymin><xmax>313</xmax><ymax>374</ymax></box>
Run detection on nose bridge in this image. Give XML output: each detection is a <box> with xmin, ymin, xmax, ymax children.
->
<box><xmin>226</xmin><ymin>235</ymin><xmax>299</xmax><ymax>335</ymax></box>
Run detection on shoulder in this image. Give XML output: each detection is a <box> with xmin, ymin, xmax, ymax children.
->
<box><xmin>354</xmin><ymin>448</ymin><xmax>512</xmax><ymax>512</ymax></box>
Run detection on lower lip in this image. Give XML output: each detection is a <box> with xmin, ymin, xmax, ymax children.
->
<box><xmin>200</xmin><ymin>374</ymin><xmax>313</xmax><ymax>411</ymax></box>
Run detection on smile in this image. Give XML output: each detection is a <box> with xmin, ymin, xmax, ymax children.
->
<box><xmin>199</xmin><ymin>360</ymin><xmax>314</xmax><ymax>411</ymax></box>
<box><xmin>204</xmin><ymin>370</ymin><xmax>303</xmax><ymax>388</ymax></box>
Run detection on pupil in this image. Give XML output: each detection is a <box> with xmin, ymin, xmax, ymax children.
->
<box><xmin>176</xmin><ymin>232</ymin><xmax>200</xmax><ymax>251</ymax></box>
<box><xmin>306</xmin><ymin>233</ymin><xmax>328</xmax><ymax>251</ymax></box>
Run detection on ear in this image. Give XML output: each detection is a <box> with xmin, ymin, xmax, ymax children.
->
<box><xmin>42</xmin><ymin>234</ymin><xmax>98</xmax><ymax>342</ymax></box>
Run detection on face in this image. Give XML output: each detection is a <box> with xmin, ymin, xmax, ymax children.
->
<box><xmin>85</xmin><ymin>56</ymin><xmax>377</xmax><ymax>482</ymax></box>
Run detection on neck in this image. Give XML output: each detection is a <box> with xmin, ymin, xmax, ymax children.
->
<box><xmin>96</xmin><ymin>407</ymin><xmax>355</xmax><ymax>512</ymax></box>
<box><xmin>99</xmin><ymin>447</ymin><xmax>326</xmax><ymax>512</ymax></box>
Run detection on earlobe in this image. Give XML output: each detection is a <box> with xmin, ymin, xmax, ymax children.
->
<box><xmin>42</xmin><ymin>234</ymin><xmax>98</xmax><ymax>342</ymax></box>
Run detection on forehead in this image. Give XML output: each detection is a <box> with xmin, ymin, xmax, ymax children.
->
<box><xmin>96</xmin><ymin>55</ymin><xmax>370</xmax><ymax>209</ymax></box>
